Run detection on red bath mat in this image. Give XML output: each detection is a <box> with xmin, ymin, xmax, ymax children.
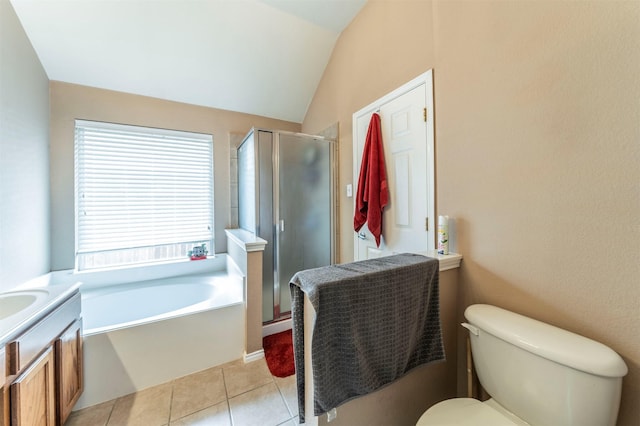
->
<box><xmin>263</xmin><ymin>329</ymin><xmax>295</xmax><ymax>378</ymax></box>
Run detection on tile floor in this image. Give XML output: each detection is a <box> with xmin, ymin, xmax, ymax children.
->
<box><xmin>65</xmin><ymin>357</ymin><xmax>300</xmax><ymax>426</ymax></box>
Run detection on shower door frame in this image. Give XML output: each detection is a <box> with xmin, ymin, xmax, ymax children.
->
<box><xmin>269</xmin><ymin>131</ymin><xmax>337</xmax><ymax>323</ymax></box>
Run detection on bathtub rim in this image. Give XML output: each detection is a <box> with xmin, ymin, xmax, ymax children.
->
<box><xmin>81</xmin><ymin>271</ymin><xmax>244</xmax><ymax>337</ymax></box>
<box><xmin>56</xmin><ymin>254</ymin><xmax>241</xmax><ymax>292</ymax></box>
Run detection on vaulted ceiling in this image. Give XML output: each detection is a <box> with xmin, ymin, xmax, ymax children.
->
<box><xmin>10</xmin><ymin>0</ymin><xmax>367</xmax><ymax>123</ymax></box>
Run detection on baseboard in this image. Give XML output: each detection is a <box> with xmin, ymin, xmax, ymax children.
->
<box><xmin>243</xmin><ymin>349</ymin><xmax>265</xmax><ymax>363</ymax></box>
<box><xmin>262</xmin><ymin>318</ymin><xmax>292</xmax><ymax>337</ymax></box>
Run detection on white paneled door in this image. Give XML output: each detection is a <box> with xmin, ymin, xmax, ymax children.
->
<box><xmin>353</xmin><ymin>71</ymin><xmax>435</xmax><ymax>260</ymax></box>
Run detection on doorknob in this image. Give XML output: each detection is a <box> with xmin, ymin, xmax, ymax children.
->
<box><xmin>358</xmin><ymin>232</ymin><xmax>366</xmax><ymax>240</ymax></box>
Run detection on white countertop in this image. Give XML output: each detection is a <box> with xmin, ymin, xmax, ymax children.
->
<box><xmin>419</xmin><ymin>250</ymin><xmax>463</xmax><ymax>271</ymax></box>
<box><xmin>0</xmin><ymin>276</ymin><xmax>81</xmax><ymax>346</ymax></box>
<box><xmin>225</xmin><ymin>228</ymin><xmax>268</xmax><ymax>252</ymax></box>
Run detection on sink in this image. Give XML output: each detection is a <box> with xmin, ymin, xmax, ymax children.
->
<box><xmin>0</xmin><ymin>290</ymin><xmax>49</xmax><ymax>321</ymax></box>
<box><xmin>1</xmin><ymin>280</ymin><xmax>80</xmax><ymax>345</ymax></box>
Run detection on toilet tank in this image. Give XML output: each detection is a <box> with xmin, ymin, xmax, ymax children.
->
<box><xmin>464</xmin><ymin>304</ymin><xmax>628</xmax><ymax>426</ymax></box>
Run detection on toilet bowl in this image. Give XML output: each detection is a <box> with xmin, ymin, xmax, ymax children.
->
<box><xmin>416</xmin><ymin>304</ymin><xmax>628</xmax><ymax>426</ymax></box>
<box><xmin>417</xmin><ymin>398</ymin><xmax>528</xmax><ymax>426</ymax></box>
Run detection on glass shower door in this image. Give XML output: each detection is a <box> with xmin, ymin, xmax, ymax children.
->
<box><xmin>275</xmin><ymin>133</ymin><xmax>333</xmax><ymax>317</ymax></box>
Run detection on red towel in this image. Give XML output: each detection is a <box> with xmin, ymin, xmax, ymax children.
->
<box><xmin>354</xmin><ymin>113</ymin><xmax>389</xmax><ymax>247</ymax></box>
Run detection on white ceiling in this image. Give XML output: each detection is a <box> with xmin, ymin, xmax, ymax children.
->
<box><xmin>10</xmin><ymin>0</ymin><xmax>367</xmax><ymax>123</ymax></box>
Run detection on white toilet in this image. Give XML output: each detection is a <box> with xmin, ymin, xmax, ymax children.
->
<box><xmin>417</xmin><ymin>304</ymin><xmax>628</xmax><ymax>426</ymax></box>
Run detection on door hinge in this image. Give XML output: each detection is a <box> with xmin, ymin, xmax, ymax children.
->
<box><xmin>423</xmin><ymin>107</ymin><xmax>427</xmax><ymax>122</ymax></box>
<box><xmin>425</xmin><ymin>217</ymin><xmax>429</xmax><ymax>231</ymax></box>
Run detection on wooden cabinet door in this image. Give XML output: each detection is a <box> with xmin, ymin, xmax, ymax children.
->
<box><xmin>10</xmin><ymin>347</ymin><xmax>56</xmax><ymax>426</ymax></box>
<box><xmin>2</xmin><ymin>345</ymin><xmax>7</xmax><ymax>426</ymax></box>
<box><xmin>55</xmin><ymin>319</ymin><xmax>83</xmax><ymax>425</ymax></box>
<box><xmin>2</xmin><ymin>385</ymin><xmax>8</xmax><ymax>426</ymax></box>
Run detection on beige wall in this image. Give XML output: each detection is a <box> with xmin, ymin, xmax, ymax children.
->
<box><xmin>49</xmin><ymin>82</ymin><xmax>300</xmax><ymax>270</ymax></box>
<box><xmin>302</xmin><ymin>1</ymin><xmax>640</xmax><ymax>424</ymax></box>
<box><xmin>303</xmin><ymin>0</ymin><xmax>436</xmax><ymax>261</ymax></box>
<box><xmin>0</xmin><ymin>0</ymin><xmax>50</xmax><ymax>292</ymax></box>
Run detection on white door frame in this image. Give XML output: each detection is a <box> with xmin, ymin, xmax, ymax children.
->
<box><xmin>352</xmin><ymin>70</ymin><xmax>435</xmax><ymax>260</ymax></box>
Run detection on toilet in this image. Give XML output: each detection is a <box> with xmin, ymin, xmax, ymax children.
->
<box><xmin>417</xmin><ymin>304</ymin><xmax>628</xmax><ymax>426</ymax></box>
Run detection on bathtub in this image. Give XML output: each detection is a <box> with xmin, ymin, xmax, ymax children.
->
<box><xmin>72</xmin><ymin>254</ymin><xmax>246</xmax><ymax>410</ymax></box>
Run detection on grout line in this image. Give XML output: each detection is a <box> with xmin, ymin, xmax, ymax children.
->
<box><xmin>104</xmin><ymin>398</ymin><xmax>116</xmax><ymax>426</ymax></box>
<box><xmin>167</xmin><ymin>381</ymin><xmax>175</xmax><ymax>425</ymax></box>
<box><xmin>228</xmin><ymin>380</ymin><xmax>274</xmax><ymax>399</ymax></box>
<box><xmin>221</xmin><ymin>365</ymin><xmax>234</xmax><ymax>426</ymax></box>
<box><xmin>274</xmin><ymin>378</ymin><xmax>294</xmax><ymax>418</ymax></box>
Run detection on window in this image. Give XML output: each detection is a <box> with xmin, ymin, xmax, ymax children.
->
<box><xmin>74</xmin><ymin>120</ymin><xmax>214</xmax><ymax>271</ymax></box>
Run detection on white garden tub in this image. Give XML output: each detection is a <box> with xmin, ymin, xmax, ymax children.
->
<box><xmin>72</xmin><ymin>255</ymin><xmax>245</xmax><ymax>409</ymax></box>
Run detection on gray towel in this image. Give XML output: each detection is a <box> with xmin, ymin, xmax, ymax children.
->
<box><xmin>290</xmin><ymin>253</ymin><xmax>444</xmax><ymax>423</ymax></box>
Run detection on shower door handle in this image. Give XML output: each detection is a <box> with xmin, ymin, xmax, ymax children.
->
<box><xmin>280</xmin><ymin>219</ymin><xmax>285</xmax><ymax>232</ymax></box>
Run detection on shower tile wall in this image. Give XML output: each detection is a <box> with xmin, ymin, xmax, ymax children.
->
<box><xmin>229</xmin><ymin>132</ymin><xmax>244</xmax><ymax>228</ymax></box>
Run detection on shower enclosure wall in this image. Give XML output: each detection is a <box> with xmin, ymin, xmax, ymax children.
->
<box><xmin>238</xmin><ymin>129</ymin><xmax>335</xmax><ymax>324</ymax></box>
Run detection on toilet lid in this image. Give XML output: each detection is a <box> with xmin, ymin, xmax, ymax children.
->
<box><xmin>416</xmin><ymin>398</ymin><xmax>522</xmax><ymax>426</ymax></box>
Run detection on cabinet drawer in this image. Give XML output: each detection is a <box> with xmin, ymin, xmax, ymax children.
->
<box><xmin>7</xmin><ymin>292</ymin><xmax>80</xmax><ymax>375</ymax></box>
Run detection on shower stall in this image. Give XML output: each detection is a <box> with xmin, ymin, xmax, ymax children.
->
<box><xmin>237</xmin><ymin>129</ymin><xmax>336</xmax><ymax>323</ymax></box>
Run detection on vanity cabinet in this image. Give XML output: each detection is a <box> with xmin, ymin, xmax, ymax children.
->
<box><xmin>3</xmin><ymin>291</ymin><xmax>83</xmax><ymax>426</ymax></box>
<box><xmin>10</xmin><ymin>347</ymin><xmax>56</xmax><ymax>425</ymax></box>
<box><xmin>55</xmin><ymin>319</ymin><xmax>83</xmax><ymax>424</ymax></box>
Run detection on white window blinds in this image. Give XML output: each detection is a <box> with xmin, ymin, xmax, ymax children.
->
<box><xmin>74</xmin><ymin>120</ymin><xmax>214</xmax><ymax>271</ymax></box>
